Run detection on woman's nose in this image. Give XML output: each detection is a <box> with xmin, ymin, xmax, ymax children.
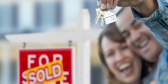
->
<box><xmin>115</xmin><ymin>51</ymin><xmax>125</xmax><ymax>62</ymax></box>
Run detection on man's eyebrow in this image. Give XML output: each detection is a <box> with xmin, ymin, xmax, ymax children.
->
<box><xmin>130</xmin><ymin>19</ymin><xmax>137</xmax><ymax>26</ymax></box>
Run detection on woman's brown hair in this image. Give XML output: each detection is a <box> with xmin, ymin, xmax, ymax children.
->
<box><xmin>98</xmin><ymin>23</ymin><xmax>153</xmax><ymax>84</ymax></box>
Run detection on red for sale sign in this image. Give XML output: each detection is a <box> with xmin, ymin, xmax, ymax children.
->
<box><xmin>19</xmin><ymin>48</ymin><xmax>75</xmax><ymax>84</ymax></box>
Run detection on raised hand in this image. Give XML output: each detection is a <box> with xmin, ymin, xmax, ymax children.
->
<box><xmin>97</xmin><ymin>0</ymin><xmax>143</xmax><ymax>10</ymax></box>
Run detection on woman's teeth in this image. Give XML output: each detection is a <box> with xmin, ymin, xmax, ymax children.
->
<box><xmin>119</xmin><ymin>63</ymin><xmax>131</xmax><ymax>71</ymax></box>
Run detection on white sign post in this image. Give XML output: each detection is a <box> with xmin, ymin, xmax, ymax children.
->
<box><xmin>5</xmin><ymin>9</ymin><xmax>102</xmax><ymax>84</ymax></box>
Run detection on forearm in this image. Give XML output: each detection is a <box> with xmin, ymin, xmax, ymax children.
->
<box><xmin>131</xmin><ymin>0</ymin><xmax>168</xmax><ymax>50</ymax></box>
<box><xmin>131</xmin><ymin>0</ymin><xmax>158</xmax><ymax>17</ymax></box>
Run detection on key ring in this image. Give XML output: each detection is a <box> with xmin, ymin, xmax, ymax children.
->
<box><xmin>23</xmin><ymin>42</ymin><xmax>26</xmax><ymax>49</ymax></box>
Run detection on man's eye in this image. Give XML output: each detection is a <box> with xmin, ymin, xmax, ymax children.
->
<box><xmin>135</xmin><ymin>23</ymin><xmax>142</xmax><ymax>29</ymax></box>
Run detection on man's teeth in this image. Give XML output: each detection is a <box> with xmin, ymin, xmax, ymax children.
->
<box><xmin>119</xmin><ymin>63</ymin><xmax>131</xmax><ymax>71</ymax></box>
<box><xmin>139</xmin><ymin>40</ymin><xmax>148</xmax><ymax>48</ymax></box>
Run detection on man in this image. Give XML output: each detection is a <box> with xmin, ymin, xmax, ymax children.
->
<box><xmin>97</xmin><ymin>0</ymin><xmax>168</xmax><ymax>83</ymax></box>
<box><xmin>116</xmin><ymin>7</ymin><xmax>162</xmax><ymax>84</ymax></box>
<box><xmin>116</xmin><ymin>7</ymin><xmax>162</xmax><ymax>62</ymax></box>
<box><xmin>116</xmin><ymin>8</ymin><xmax>162</xmax><ymax>63</ymax></box>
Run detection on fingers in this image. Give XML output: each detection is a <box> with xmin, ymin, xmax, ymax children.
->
<box><xmin>107</xmin><ymin>0</ymin><xmax>113</xmax><ymax>9</ymax></box>
<box><xmin>112</xmin><ymin>0</ymin><xmax>119</xmax><ymax>9</ymax></box>
<box><xmin>97</xmin><ymin>0</ymin><xmax>101</xmax><ymax>7</ymax></box>
<box><xmin>97</xmin><ymin>0</ymin><xmax>119</xmax><ymax>10</ymax></box>
<box><xmin>100</xmin><ymin>0</ymin><xmax>107</xmax><ymax>10</ymax></box>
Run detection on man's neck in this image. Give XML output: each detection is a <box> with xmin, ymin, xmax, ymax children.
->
<box><xmin>131</xmin><ymin>79</ymin><xmax>141</xmax><ymax>84</ymax></box>
<box><xmin>132</xmin><ymin>0</ymin><xmax>158</xmax><ymax>17</ymax></box>
<box><xmin>155</xmin><ymin>46</ymin><xmax>163</xmax><ymax>63</ymax></box>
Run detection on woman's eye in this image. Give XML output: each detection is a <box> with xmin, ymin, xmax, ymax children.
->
<box><xmin>108</xmin><ymin>52</ymin><xmax>114</xmax><ymax>57</ymax></box>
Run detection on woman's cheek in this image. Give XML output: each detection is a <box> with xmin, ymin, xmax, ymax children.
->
<box><xmin>106</xmin><ymin>57</ymin><xmax>116</xmax><ymax>73</ymax></box>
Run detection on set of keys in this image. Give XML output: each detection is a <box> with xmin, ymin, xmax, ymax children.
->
<box><xmin>94</xmin><ymin>8</ymin><xmax>117</xmax><ymax>28</ymax></box>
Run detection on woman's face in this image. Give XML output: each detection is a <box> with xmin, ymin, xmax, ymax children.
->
<box><xmin>101</xmin><ymin>36</ymin><xmax>142</xmax><ymax>83</ymax></box>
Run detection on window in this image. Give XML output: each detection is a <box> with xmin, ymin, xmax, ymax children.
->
<box><xmin>12</xmin><ymin>3</ymin><xmax>18</xmax><ymax>29</ymax></box>
<box><xmin>10</xmin><ymin>60</ymin><xmax>17</xmax><ymax>84</ymax></box>
<box><xmin>0</xmin><ymin>4</ymin><xmax>13</xmax><ymax>30</ymax></box>
<box><xmin>35</xmin><ymin>1</ymin><xmax>62</xmax><ymax>29</ymax></box>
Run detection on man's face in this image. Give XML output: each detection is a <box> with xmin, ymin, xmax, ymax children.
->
<box><xmin>116</xmin><ymin>8</ymin><xmax>162</xmax><ymax>62</ymax></box>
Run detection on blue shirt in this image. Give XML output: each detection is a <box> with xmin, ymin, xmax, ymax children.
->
<box><xmin>131</xmin><ymin>0</ymin><xmax>168</xmax><ymax>84</ymax></box>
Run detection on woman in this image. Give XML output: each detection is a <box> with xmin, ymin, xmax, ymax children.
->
<box><xmin>98</xmin><ymin>24</ymin><xmax>152</xmax><ymax>84</ymax></box>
